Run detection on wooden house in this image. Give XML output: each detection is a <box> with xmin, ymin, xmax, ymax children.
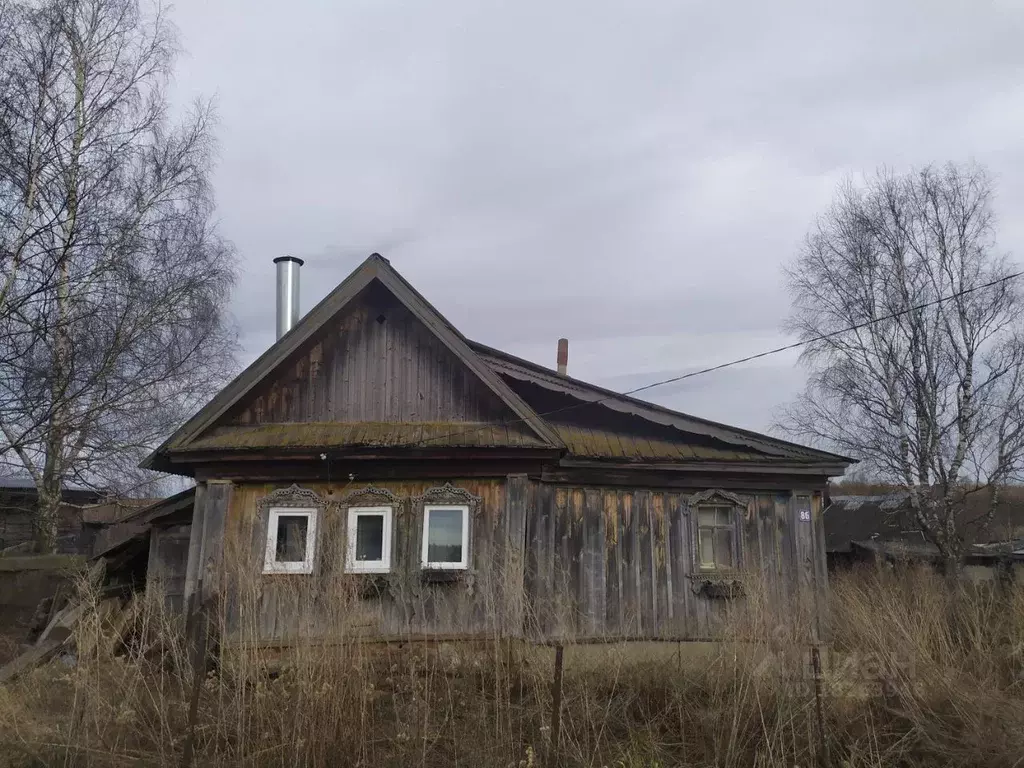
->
<box><xmin>129</xmin><ymin>253</ymin><xmax>852</xmax><ymax>643</ymax></box>
<box><xmin>0</xmin><ymin>476</ymin><xmax>104</xmax><ymax>554</ymax></box>
<box><xmin>825</xmin><ymin>494</ymin><xmax>1024</xmax><ymax>581</ymax></box>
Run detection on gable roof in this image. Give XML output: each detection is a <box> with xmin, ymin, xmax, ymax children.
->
<box><xmin>144</xmin><ymin>253</ymin><xmax>853</xmax><ymax>475</ymax></box>
<box><xmin>143</xmin><ymin>254</ymin><xmax>564</xmax><ymax>470</ymax></box>
<box><xmin>470</xmin><ymin>342</ymin><xmax>851</xmax><ymax>465</ymax></box>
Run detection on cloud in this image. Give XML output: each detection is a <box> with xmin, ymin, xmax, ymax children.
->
<box><xmin>166</xmin><ymin>0</ymin><xmax>1024</xmax><ymax>434</ymax></box>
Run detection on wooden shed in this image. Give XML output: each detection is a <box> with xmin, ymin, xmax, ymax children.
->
<box><xmin>96</xmin><ymin>488</ymin><xmax>197</xmax><ymax>612</ymax></box>
<box><xmin>139</xmin><ymin>253</ymin><xmax>852</xmax><ymax>643</ymax></box>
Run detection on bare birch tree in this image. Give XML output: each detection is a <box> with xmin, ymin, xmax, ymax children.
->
<box><xmin>0</xmin><ymin>0</ymin><xmax>237</xmax><ymax>552</ymax></box>
<box><xmin>780</xmin><ymin>164</ymin><xmax>1024</xmax><ymax>573</ymax></box>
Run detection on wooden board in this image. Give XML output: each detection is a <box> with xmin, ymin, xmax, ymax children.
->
<box><xmin>222</xmin><ymin>284</ymin><xmax>518</xmax><ymax>427</ymax></box>
<box><xmin>148</xmin><ymin>524</ymin><xmax>191</xmax><ymax>613</ymax></box>
<box><xmin>223</xmin><ymin>478</ymin><xmax>510</xmax><ymax>642</ymax></box>
<box><xmin>206</xmin><ymin>477</ymin><xmax>827</xmax><ymax>645</ymax></box>
<box><xmin>522</xmin><ymin>485</ymin><xmax>827</xmax><ymax>641</ymax></box>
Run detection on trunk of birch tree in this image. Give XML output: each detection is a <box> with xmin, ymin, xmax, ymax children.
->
<box><xmin>0</xmin><ymin>0</ymin><xmax>238</xmax><ymax>552</ymax></box>
<box><xmin>780</xmin><ymin>164</ymin><xmax>1024</xmax><ymax>577</ymax></box>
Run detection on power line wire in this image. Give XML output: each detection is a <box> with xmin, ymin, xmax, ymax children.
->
<box><xmin>625</xmin><ymin>270</ymin><xmax>1023</xmax><ymax>397</ymax></box>
<box><xmin>392</xmin><ymin>270</ymin><xmax>1024</xmax><ymax>450</ymax></box>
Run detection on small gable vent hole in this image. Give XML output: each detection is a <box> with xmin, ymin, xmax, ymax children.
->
<box><xmin>376</xmin><ymin>314</ymin><xmax>387</xmax><ymax>325</ymax></box>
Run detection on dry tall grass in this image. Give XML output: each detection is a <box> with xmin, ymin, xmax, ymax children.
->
<box><xmin>2</xmin><ymin>565</ymin><xmax>1023</xmax><ymax>767</ymax></box>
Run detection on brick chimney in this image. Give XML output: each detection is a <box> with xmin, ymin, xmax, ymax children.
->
<box><xmin>557</xmin><ymin>338</ymin><xmax>568</xmax><ymax>376</ymax></box>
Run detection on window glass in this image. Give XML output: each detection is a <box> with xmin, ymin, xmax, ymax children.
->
<box><xmin>355</xmin><ymin>515</ymin><xmax>384</xmax><ymax>562</ymax></box>
<box><xmin>264</xmin><ymin>508</ymin><xmax>317</xmax><ymax>574</ymax></box>
<box><xmin>699</xmin><ymin>528</ymin><xmax>715</xmax><ymax>568</ymax></box>
<box><xmin>346</xmin><ymin>507</ymin><xmax>392</xmax><ymax>573</ymax></box>
<box><xmin>715</xmin><ymin>527</ymin><xmax>734</xmax><ymax>568</ymax></box>
<box><xmin>697</xmin><ymin>505</ymin><xmax>736</xmax><ymax>570</ymax></box>
<box><xmin>275</xmin><ymin>515</ymin><xmax>309</xmax><ymax>563</ymax></box>
<box><xmin>426</xmin><ymin>508</ymin><xmax>464</xmax><ymax>564</ymax></box>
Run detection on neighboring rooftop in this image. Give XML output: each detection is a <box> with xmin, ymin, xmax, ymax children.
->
<box><xmin>0</xmin><ymin>475</ymin><xmax>91</xmax><ymax>492</ymax></box>
<box><xmin>825</xmin><ymin>491</ymin><xmax>1024</xmax><ymax>553</ymax></box>
<box><xmin>0</xmin><ymin>475</ymin><xmax>103</xmax><ymax>503</ymax></box>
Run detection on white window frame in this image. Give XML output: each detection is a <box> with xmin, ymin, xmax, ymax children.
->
<box><xmin>696</xmin><ymin>505</ymin><xmax>738</xmax><ymax>572</ymax></box>
<box><xmin>263</xmin><ymin>507</ymin><xmax>318</xmax><ymax>574</ymax></box>
<box><xmin>345</xmin><ymin>506</ymin><xmax>393</xmax><ymax>573</ymax></box>
<box><xmin>421</xmin><ymin>504</ymin><xmax>470</xmax><ymax>570</ymax></box>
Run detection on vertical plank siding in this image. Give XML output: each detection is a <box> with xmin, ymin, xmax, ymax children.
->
<box><xmin>810</xmin><ymin>494</ymin><xmax>830</xmax><ymax>640</ymax></box>
<box><xmin>212</xmin><ymin>475</ymin><xmax>826</xmax><ymax>644</ymax></box>
<box><xmin>523</xmin><ymin>484</ymin><xmax>826</xmax><ymax>641</ymax></box>
<box><xmin>148</xmin><ymin>524</ymin><xmax>191</xmax><ymax>613</ymax></box>
<box><xmin>221</xmin><ymin>478</ymin><xmax>514</xmax><ymax>644</ymax></box>
<box><xmin>223</xmin><ymin>285</ymin><xmax>514</xmax><ymax>426</ymax></box>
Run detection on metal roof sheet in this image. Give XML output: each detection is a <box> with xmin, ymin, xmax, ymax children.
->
<box><xmin>471</xmin><ymin>342</ymin><xmax>855</xmax><ymax>465</ymax></box>
<box><xmin>182</xmin><ymin>420</ymin><xmax>774</xmax><ymax>462</ymax></box>
<box><xmin>0</xmin><ymin>475</ymin><xmax>93</xmax><ymax>493</ymax></box>
<box><xmin>551</xmin><ymin>424</ymin><xmax>766</xmax><ymax>462</ymax></box>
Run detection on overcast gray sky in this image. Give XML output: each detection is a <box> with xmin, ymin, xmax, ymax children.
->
<box><xmin>166</xmin><ymin>0</ymin><xmax>1024</xmax><ymax>434</ymax></box>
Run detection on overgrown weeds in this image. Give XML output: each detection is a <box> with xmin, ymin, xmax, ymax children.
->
<box><xmin>2</xmin><ymin>565</ymin><xmax>1023</xmax><ymax>767</ymax></box>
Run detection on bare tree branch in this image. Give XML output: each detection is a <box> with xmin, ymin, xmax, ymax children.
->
<box><xmin>778</xmin><ymin>163</ymin><xmax>1024</xmax><ymax>573</ymax></box>
<box><xmin>0</xmin><ymin>0</ymin><xmax>238</xmax><ymax>552</ymax></box>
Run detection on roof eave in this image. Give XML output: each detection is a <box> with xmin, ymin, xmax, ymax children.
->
<box><xmin>557</xmin><ymin>457</ymin><xmax>850</xmax><ymax>476</ymax></box>
<box><xmin>164</xmin><ymin>444</ymin><xmax>563</xmax><ymax>464</ymax></box>
<box><xmin>471</xmin><ymin>340</ymin><xmax>855</xmax><ymax>466</ymax></box>
<box><xmin>92</xmin><ymin>486</ymin><xmax>196</xmax><ymax>561</ymax></box>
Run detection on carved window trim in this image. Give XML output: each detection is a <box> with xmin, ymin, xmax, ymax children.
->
<box><xmin>257</xmin><ymin>484</ymin><xmax>329</xmax><ymax>513</ymax></box>
<box><xmin>686</xmin><ymin>489</ymin><xmax>747</xmax><ymax>574</ymax></box>
<box><xmin>411</xmin><ymin>483</ymin><xmax>482</xmax><ymax>573</ymax></box>
<box><xmin>411</xmin><ymin>482</ymin><xmax>483</xmax><ymax>511</ymax></box>
<box><xmin>336</xmin><ymin>485</ymin><xmax>403</xmax><ymax>511</ymax></box>
<box><xmin>257</xmin><ymin>485</ymin><xmax>328</xmax><ymax>576</ymax></box>
<box><xmin>686</xmin><ymin>489</ymin><xmax>747</xmax><ymax>508</ymax></box>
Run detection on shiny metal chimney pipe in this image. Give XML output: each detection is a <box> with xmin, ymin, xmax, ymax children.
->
<box><xmin>274</xmin><ymin>256</ymin><xmax>303</xmax><ymax>339</ymax></box>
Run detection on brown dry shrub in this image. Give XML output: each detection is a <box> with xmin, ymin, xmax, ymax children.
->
<box><xmin>2</xmin><ymin>565</ymin><xmax>1024</xmax><ymax>767</ymax></box>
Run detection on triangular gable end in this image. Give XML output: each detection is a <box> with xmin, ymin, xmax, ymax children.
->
<box><xmin>213</xmin><ymin>282</ymin><xmax>545</xmax><ymax>431</ymax></box>
<box><xmin>143</xmin><ymin>255</ymin><xmax>563</xmax><ymax>468</ymax></box>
